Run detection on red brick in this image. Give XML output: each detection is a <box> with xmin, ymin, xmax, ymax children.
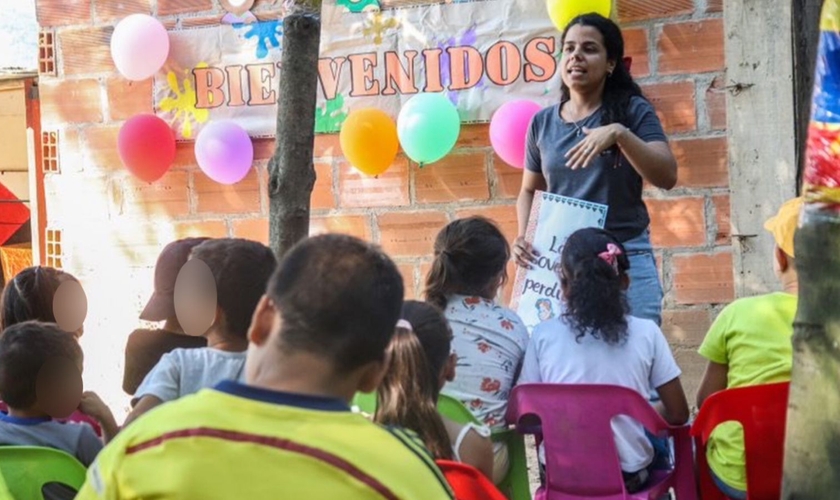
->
<box><xmin>455</xmin><ymin>124</ymin><xmax>490</xmax><ymax>149</ymax></box>
<box><xmin>312</xmin><ymin>161</ymin><xmax>335</xmax><ymax>210</ymax></box>
<box><xmin>194</xmin><ymin>168</ymin><xmax>262</xmax><ymax>214</ymax></box>
<box><xmin>40</xmin><ymin>79</ymin><xmax>103</xmax><ymax>125</ymax></box>
<box><xmin>59</xmin><ymin>26</ymin><xmax>114</xmax><ymax>76</ymax></box>
<box><xmin>397</xmin><ymin>263</ymin><xmax>418</xmax><ymax>300</ymax></box>
<box><xmin>647</xmin><ymin>197</ymin><xmax>707</xmax><ymax>248</ymax></box>
<box><xmin>493</xmin><ymin>154</ymin><xmax>523</xmax><ymax>200</ymax></box>
<box><xmin>418</xmin><ymin>260</ymin><xmax>433</xmax><ymax>295</ymax></box>
<box><xmin>707</xmin><ymin>0</ymin><xmax>723</xmax><ymax>13</ymax></box>
<box><xmin>173</xmin><ymin>220</ymin><xmax>229</xmax><ymax>239</ymax></box>
<box><xmin>618</xmin><ymin>0</ymin><xmax>694</xmax><ymax>22</ymax></box>
<box><xmin>712</xmin><ymin>194</ymin><xmax>731</xmax><ymax>245</ymax></box>
<box><xmin>37</xmin><ymin>0</ymin><xmax>91</xmax><ymax>26</ymax></box>
<box><xmin>182</xmin><ymin>15</ymin><xmax>225</xmax><ymax>28</ymax></box>
<box><xmin>674</xmin><ymin>349</ymin><xmax>707</xmax><ymax>404</ymax></box>
<box><xmin>672</xmin><ymin>252</ymin><xmax>734</xmax><ymax>305</ymax></box>
<box><xmin>415</xmin><ymin>153</ymin><xmax>490</xmax><ymax>204</ymax></box>
<box><xmin>378</xmin><ymin>211</ymin><xmax>448</xmax><ymax>257</ymax></box>
<box><xmin>171</xmin><ymin>142</ymin><xmax>198</xmax><ymax>171</ymax></box>
<box><xmin>94</xmin><ymin>0</ymin><xmax>151</xmax><ymax>23</ymax></box>
<box><xmin>314</xmin><ymin>134</ymin><xmax>342</xmax><ymax>157</ymax></box>
<box><xmin>454</xmin><ymin>205</ymin><xmax>519</xmax><ymax>244</ymax></box>
<box><xmin>112</xmin><ymin>171</ymin><xmax>190</xmax><ymax>218</ymax></box>
<box><xmin>642</xmin><ymin>82</ymin><xmax>697</xmax><ymax>134</ymax></box>
<box><xmin>157</xmin><ymin>0</ymin><xmax>213</xmax><ymax>15</ymax></box>
<box><xmin>658</xmin><ymin>20</ymin><xmax>725</xmax><ymax>75</ymax></box>
<box><xmin>672</xmin><ymin>137</ymin><xmax>728</xmax><ymax>188</ymax></box>
<box><xmin>623</xmin><ymin>28</ymin><xmax>650</xmax><ymax>78</ymax></box>
<box><xmin>57</xmin><ymin>128</ymin><xmax>84</xmax><ymax>174</ymax></box>
<box><xmin>253</xmin><ymin>138</ymin><xmax>275</xmax><ymax>161</ymax></box>
<box><xmin>232</xmin><ymin>218</ymin><xmax>268</xmax><ymax>244</ymax></box>
<box><xmin>706</xmin><ymin>76</ymin><xmax>727</xmax><ymax>131</ymax></box>
<box><xmin>661</xmin><ymin>309</ymin><xmax>712</xmax><ymax>346</ymax></box>
<box><xmin>338</xmin><ymin>157</ymin><xmax>409</xmax><ymax>208</ymax></box>
<box><xmin>81</xmin><ymin>125</ymin><xmax>122</xmax><ymax>173</ymax></box>
<box><xmin>310</xmin><ymin>215</ymin><xmax>373</xmax><ymax>241</ymax></box>
<box><xmin>106</xmin><ymin>77</ymin><xmax>153</xmax><ymax>120</ymax></box>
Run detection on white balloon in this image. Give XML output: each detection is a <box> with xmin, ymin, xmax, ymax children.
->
<box><xmin>110</xmin><ymin>14</ymin><xmax>170</xmax><ymax>81</ymax></box>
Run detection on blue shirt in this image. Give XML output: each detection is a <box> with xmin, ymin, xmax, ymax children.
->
<box><xmin>525</xmin><ymin>96</ymin><xmax>668</xmax><ymax>242</ymax></box>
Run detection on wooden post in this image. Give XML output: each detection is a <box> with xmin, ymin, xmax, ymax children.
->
<box><xmin>723</xmin><ymin>0</ymin><xmax>798</xmax><ymax>296</ymax></box>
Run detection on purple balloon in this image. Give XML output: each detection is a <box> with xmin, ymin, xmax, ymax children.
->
<box><xmin>489</xmin><ymin>100</ymin><xmax>542</xmax><ymax>169</ymax></box>
<box><xmin>195</xmin><ymin>121</ymin><xmax>254</xmax><ymax>185</ymax></box>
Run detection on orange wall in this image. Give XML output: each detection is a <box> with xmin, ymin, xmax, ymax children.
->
<box><xmin>35</xmin><ymin>0</ymin><xmax>730</xmax><ymax>413</ymax></box>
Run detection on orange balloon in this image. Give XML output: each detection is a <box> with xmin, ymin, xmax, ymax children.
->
<box><xmin>340</xmin><ymin>108</ymin><xmax>399</xmax><ymax>176</ymax></box>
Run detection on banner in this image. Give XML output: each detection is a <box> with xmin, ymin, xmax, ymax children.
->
<box><xmin>509</xmin><ymin>191</ymin><xmax>607</xmax><ymax>331</ymax></box>
<box><xmin>153</xmin><ymin>0</ymin><xmax>563</xmax><ymax>140</ymax></box>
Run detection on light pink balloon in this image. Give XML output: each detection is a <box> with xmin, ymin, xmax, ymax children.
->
<box><xmin>110</xmin><ymin>14</ymin><xmax>170</xmax><ymax>81</ymax></box>
<box><xmin>489</xmin><ymin>100</ymin><xmax>543</xmax><ymax>169</ymax></box>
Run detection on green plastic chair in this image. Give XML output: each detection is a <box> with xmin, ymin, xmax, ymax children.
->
<box><xmin>0</xmin><ymin>446</ymin><xmax>87</xmax><ymax>500</ymax></box>
<box><xmin>0</xmin><ymin>469</ymin><xmax>13</xmax><ymax>500</ymax></box>
<box><xmin>352</xmin><ymin>391</ymin><xmax>532</xmax><ymax>500</ymax></box>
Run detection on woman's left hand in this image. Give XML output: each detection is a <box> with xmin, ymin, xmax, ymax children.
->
<box><xmin>565</xmin><ymin>124</ymin><xmax>627</xmax><ymax>170</ymax></box>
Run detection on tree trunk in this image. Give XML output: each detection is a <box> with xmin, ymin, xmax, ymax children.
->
<box><xmin>268</xmin><ymin>11</ymin><xmax>321</xmax><ymax>259</ymax></box>
<box><xmin>781</xmin><ymin>206</ymin><xmax>840</xmax><ymax>497</ymax></box>
<box><xmin>782</xmin><ymin>0</ymin><xmax>840</xmax><ymax>495</ymax></box>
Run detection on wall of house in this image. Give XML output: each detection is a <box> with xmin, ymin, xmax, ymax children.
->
<box><xmin>35</xmin><ymin>0</ymin><xmax>729</xmax><ymax>416</ymax></box>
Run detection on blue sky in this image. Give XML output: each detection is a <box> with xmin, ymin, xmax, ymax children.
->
<box><xmin>0</xmin><ymin>0</ymin><xmax>38</xmax><ymax>72</ymax></box>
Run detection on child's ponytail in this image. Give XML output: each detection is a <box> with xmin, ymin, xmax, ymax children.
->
<box><xmin>560</xmin><ymin>228</ymin><xmax>630</xmax><ymax>344</ymax></box>
<box><xmin>374</xmin><ymin>301</ymin><xmax>454</xmax><ymax>460</ymax></box>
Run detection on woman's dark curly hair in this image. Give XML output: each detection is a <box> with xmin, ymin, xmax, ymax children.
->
<box><xmin>560</xmin><ymin>13</ymin><xmax>646</xmax><ymax>127</ymax></box>
<box><xmin>560</xmin><ymin>228</ymin><xmax>630</xmax><ymax>345</ymax></box>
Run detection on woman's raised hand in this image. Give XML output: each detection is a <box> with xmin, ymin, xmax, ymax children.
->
<box><xmin>564</xmin><ymin>123</ymin><xmax>627</xmax><ymax>170</ymax></box>
<box><xmin>513</xmin><ymin>236</ymin><xmax>539</xmax><ymax>269</ymax></box>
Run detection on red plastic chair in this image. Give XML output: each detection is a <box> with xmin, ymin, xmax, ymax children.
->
<box><xmin>691</xmin><ymin>381</ymin><xmax>790</xmax><ymax>500</ymax></box>
<box><xmin>436</xmin><ymin>460</ymin><xmax>509</xmax><ymax>500</ymax></box>
<box><xmin>505</xmin><ymin>383</ymin><xmax>697</xmax><ymax>500</ymax></box>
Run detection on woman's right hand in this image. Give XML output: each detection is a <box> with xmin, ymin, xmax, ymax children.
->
<box><xmin>513</xmin><ymin>236</ymin><xmax>539</xmax><ymax>269</ymax></box>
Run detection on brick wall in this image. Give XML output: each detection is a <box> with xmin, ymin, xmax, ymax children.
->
<box><xmin>35</xmin><ymin>0</ymin><xmax>730</xmax><ymax>415</ymax></box>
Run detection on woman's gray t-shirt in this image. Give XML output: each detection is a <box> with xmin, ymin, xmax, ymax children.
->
<box><xmin>525</xmin><ymin>96</ymin><xmax>668</xmax><ymax>242</ymax></box>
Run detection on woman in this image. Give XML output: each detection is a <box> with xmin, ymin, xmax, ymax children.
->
<box><xmin>514</xmin><ymin>13</ymin><xmax>677</xmax><ymax>326</ymax></box>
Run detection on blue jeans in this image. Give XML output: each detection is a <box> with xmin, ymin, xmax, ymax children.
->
<box><xmin>710</xmin><ymin>467</ymin><xmax>748</xmax><ymax>499</ymax></box>
<box><xmin>623</xmin><ymin>229</ymin><xmax>664</xmax><ymax>326</ymax></box>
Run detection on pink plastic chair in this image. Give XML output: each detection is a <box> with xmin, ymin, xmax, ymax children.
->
<box><xmin>691</xmin><ymin>381</ymin><xmax>789</xmax><ymax>500</ymax></box>
<box><xmin>505</xmin><ymin>384</ymin><xmax>697</xmax><ymax>500</ymax></box>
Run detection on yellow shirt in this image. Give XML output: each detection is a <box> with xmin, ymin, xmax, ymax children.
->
<box><xmin>75</xmin><ymin>381</ymin><xmax>454</xmax><ymax>500</ymax></box>
<box><xmin>697</xmin><ymin>292</ymin><xmax>796</xmax><ymax>492</ymax></box>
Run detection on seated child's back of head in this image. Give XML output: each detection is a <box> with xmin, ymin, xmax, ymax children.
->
<box><xmin>1</xmin><ymin>266</ymin><xmax>83</xmax><ymax>337</ymax></box>
<box><xmin>0</xmin><ymin>321</ymin><xmax>102</xmax><ymax>465</ymax></box>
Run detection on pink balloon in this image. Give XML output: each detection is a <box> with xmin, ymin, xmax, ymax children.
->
<box><xmin>111</xmin><ymin>14</ymin><xmax>169</xmax><ymax>81</ymax></box>
<box><xmin>489</xmin><ymin>100</ymin><xmax>543</xmax><ymax>169</ymax></box>
<box><xmin>195</xmin><ymin>121</ymin><xmax>254</xmax><ymax>185</ymax></box>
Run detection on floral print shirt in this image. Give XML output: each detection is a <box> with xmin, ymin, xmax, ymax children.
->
<box><xmin>440</xmin><ymin>294</ymin><xmax>530</xmax><ymax>429</ymax></box>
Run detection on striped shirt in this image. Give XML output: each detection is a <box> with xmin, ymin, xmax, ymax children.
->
<box><xmin>75</xmin><ymin>381</ymin><xmax>454</xmax><ymax>500</ymax></box>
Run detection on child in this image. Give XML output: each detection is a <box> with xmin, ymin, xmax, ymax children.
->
<box><xmin>375</xmin><ymin>300</ymin><xmax>494</xmax><ymax>480</ymax></box>
<box><xmin>0</xmin><ymin>266</ymin><xmax>105</xmax><ymax>437</ymax></box>
<box><xmin>519</xmin><ymin>227</ymin><xmax>688</xmax><ymax>493</ymax></box>
<box><xmin>695</xmin><ymin>197</ymin><xmax>803</xmax><ymax>500</ymax></box>
<box><xmin>125</xmin><ymin>238</ymin><xmax>277</xmax><ymax>426</ymax></box>
<box><xmin>123</xmin><ymin>238</ymin><xmax>210</xmax><ymax>396</ymax></box>
<box><xmin>75</xmin><ymin>234</ymin><xmax>454</xmax><ymax>499</ymax></box>
<box><xmin>425</xmin><ymin>216</ymin><xmax>529</xmax><ymax>482</ymax></box>
<box><xmin>0</xmin><ymin>321</ymin><xmax>116</xmax><ymax>500</ymax></box>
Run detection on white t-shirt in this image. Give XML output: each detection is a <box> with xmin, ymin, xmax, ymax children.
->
<box><xmin>132</xmin><ymin>348</ymin><xmax>247</xmax><ymax>405</ymax></box>
<box><xmin>519</xmin><ymin>315</ymin><xmax>681</xmax><ymax>472</ymax></box>
<box><xmin>441</xmin><ymin>295</ymin><xmax>530</xmax><ymax>429</ymax></box>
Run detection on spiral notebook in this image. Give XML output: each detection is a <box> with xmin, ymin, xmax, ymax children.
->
<box><xmin>509</xmin><ymin>191</ymin><xmax>608</xmax><ymax>332</ymax></box>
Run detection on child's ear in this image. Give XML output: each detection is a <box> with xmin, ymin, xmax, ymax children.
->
<box><xmin>357</xmin><ymin>351</ymin><xmax>391</xmax><ymax>394</ymax></box>
<box><xmin>247</xmin><ymin>295</ymin><xmax>275</xmax><ymax>346</ymax></box>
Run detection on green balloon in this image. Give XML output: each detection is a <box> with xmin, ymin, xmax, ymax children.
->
<box><xmin>397</xmin><ymin>93</ymin><xmax>461</xmax><ymax>166</ymax></box>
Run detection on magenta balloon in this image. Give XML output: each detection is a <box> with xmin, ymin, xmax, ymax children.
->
<box><xmin>195</xmin><ymin>121</ymin><xmax>254</xmax><ymax>185</ymax></box>
<box><xmin>489</xmin><ymin>100</ymin><xmax>543</xmax><ymax>169</ymax></box>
